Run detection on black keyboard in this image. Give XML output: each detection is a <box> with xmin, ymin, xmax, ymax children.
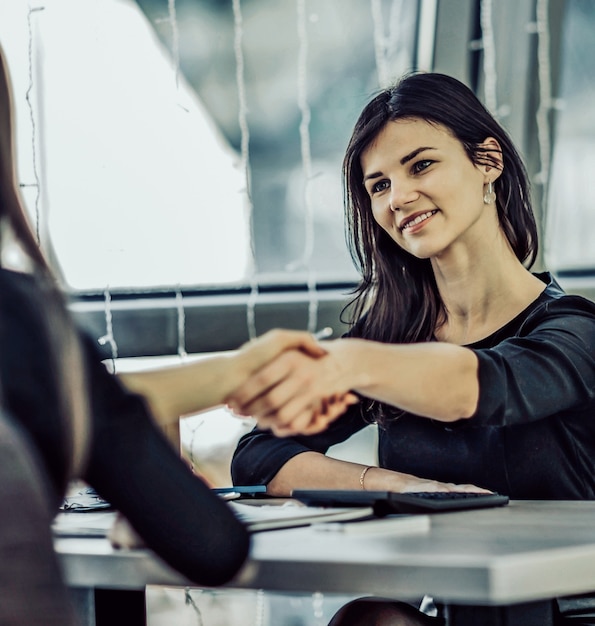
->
<box><xmin>292</xmin><ymin>489</ymin><xmax>509</xmax><ymax>516</ymax></box>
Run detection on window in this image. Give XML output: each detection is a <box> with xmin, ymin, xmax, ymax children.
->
<box><xmin>1</xmin><ymin>0</ymin><xmax>421</xmax><ymax>294</ymax></box>
<box><xmin>545</xmin><ymin>0</ymin><xmax>595</xmax><ymax>276</ymax></box>
<box><xmin>2</xmin><ymin>0</ymin><xmax>250</xmax><ymax>290</ymax></box>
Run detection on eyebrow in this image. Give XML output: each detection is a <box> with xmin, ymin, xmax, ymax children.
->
<box><xmin>363</xmin><ymin>146</ymin><xmax>436</xmax><ymax>183</ymax></box>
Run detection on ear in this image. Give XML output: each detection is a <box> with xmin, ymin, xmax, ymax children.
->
<box><xmin>477</xmin><ymin>137</ymin><xmax>503</xmax><ymax>182</ymax></box>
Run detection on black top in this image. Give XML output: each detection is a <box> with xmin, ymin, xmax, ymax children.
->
<box><xmin>232</xmin><ymin>273</ymin><xmax>595</xmax><ymax>500</ymax></box>
<box><xmin>0</xmin><ymin>268</ymin><xmax>250</xmax><ymax>587</ymax></box>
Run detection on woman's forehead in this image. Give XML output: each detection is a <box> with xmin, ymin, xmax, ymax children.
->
<box><xmin>361</xmin><ymin>118</ymin><xmax>458</xmax><ymax>171</ymax></box>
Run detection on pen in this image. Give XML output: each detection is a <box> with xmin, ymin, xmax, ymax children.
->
<box><xmin>219</xmin><ymin>492</ymin><xmax>242</xmax><ymax>501</ymax></box>
<box><xmin>313</xmin><ymin>327</ymin><xmax>333</xmax><ymax>340</ymax></box>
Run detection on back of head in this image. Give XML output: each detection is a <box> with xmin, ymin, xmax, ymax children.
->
<box><xmin>0</xmin><ymin>43</ymin><xmax>91</xmax><ymax>480</ymax></box>
<box><xmin>0</xmin><ymin>43</ymin><xmax>48</xmax><ymax>271</ymax></box>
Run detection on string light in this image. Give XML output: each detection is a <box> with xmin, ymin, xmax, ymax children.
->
<box><xmin>175</xmin><ymin>286</ymin><xmax>187</xmax><ymax>359</ymax></box>
<box><xmin>291</xmin><ymin>0</ymin><xmax>318</xmax><ymax>333</ymax></box>
<box><xmin>232</xmin><ymin>0</ymin><xmax>258</xmax><ymax>340</ymax></box>
<box><xmin>480</xmin><ymin>0</ymin><xmax>498</xmax><ymax>115</ymax></box>
<box><xmin>312</xmin><ymin>590</ymin><xmax>325</xmax><ymax>622</ymax></box>
<box><xmin>157</xmin><ymin>4</ymin><xmax>189</xmax><ymax>361</ymax></box>
<box><xmin>167</xmin><ymin>0</ymin><xmax>181</xmax><ymax>91</ymax></box>
<box><xmin>25</xmin><ymin>5</ymin><xmax>45</xmax><ymax>246</ymax></box>
<box><xmin>371</xmin><ymin>0</ymin><xmax>410</xmax><ymax>86</ymax></box>
<box><xmin>97</xmin><ymin>286</ymin><xmax>119</xmax><ymax>371</ymax></box>
<box><xmin>254</xmin><ymin>588</ymin><xmax>265</xmax><ymax>626</ymax></box>
<box><xmin>535</xmin><ymin>0</ymin><xmax>552</xmax><ymax>233</ymax></box>
<box><xmin>295</xmin><ymin>0</ymin><xmax>314</xmax><ymax>266</ymax></box>
<box><xmin>371</xmin><ymin>0</ymin><xmax>390</xmax><ymax>87</ymax></box>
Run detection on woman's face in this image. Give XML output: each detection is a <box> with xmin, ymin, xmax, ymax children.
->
<box><xmin>360</xmin><ymin>117</ymin><xmax>499</xmax><ymax>261</ymax></box>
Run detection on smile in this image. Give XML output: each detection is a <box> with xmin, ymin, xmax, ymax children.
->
<box><xmin>399</xmin><ymin>210</ymin><xmax>438</xmax><ymax>232</ymax></box>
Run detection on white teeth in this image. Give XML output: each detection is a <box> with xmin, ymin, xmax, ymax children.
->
<box><xmin>401</xmin><ymin>210</ymin><xmax>437</xmax><ymax>231</ymax></box>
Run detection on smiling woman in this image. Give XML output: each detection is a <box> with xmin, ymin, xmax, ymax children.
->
<box><xmin>230</xmin><ymin>72</ymin><xmax>595</xmax><ymax>625</ymax></box>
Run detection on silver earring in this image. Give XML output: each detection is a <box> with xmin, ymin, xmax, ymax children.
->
<box><xmin>483</xmin><ymin>181</ymin><xmax>496</xmax><ymax>205</ymax></box>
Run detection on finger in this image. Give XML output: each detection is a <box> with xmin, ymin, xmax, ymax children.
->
<box><xmin>320</xmin><ymin>393</ymin><xmax>359</xmax><ymax>416</ymax></box>
<box><xmin>326</xmin><ymin>393</ymin><xmax>359</xmax><ymax>410</ymax></box>
<box><xmin>229</xmin><ymin>347</ymin><xmax>323</xmax><ymax>412</ymax></box>
<box><xmin>228</xmin><ymin>355</ymin><xmax>294</xmax><ymax>413</ymax></box>
<box><xmin>449</xmin><ymin>483</ymin><xmax>492</xmax><ymax>493</ymax></box>
<box><xmin>281</xmin><ymin>393</ymin><xmax>359</xmax><ymax>436</ymax></box>
<box><xmin>267</xmin><ymin>393</ymin><xmax>352</xmax><ymax>436</ymax></box>
<box><xmin>249</xmin><ymin>380</ymin><xmax>319</xmax><ymax>426</ymax></box>
<box><xmin>263</xmin><ymin>392</ymin><xmax>358</xmax><ymax>437</ymax></box>
<box><xmin>255</xmin><ymin>386</ymin><xmax>345</xmax><ymax>435</ymax></box>
<box><xmin>298</xmin><ymin>415</ymin><xmax>335</xmax><ymax>436</ymax></box>
<box><xmin>267</xmin><ymin>409</ymin><xmax>319</xmax><ymax>437</ymax></box>
<box><xmin>235</xmin><ymin>352</ymin><xmax>325</xmax><ymax>418</ymax></box>
<box><xmin>307</xmin><ymin>402</ymin><xmax>350</xmax><ymax>431</ymax></box>
<box><xmin>291</xmin><ymin>403</ymin><xmax>339</xmax><ymax>436</ymax></box>
<box><xmin>345</xmin><ymin>392</ymin><xmax>360</xmax><ymax>405</ymax></box>
<box><xmin>241</xmin><ymin>329</ymin><xmax>327</xmax><ymax>373</ymax></box>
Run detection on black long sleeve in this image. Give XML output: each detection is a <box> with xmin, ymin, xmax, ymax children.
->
<box><xmin>81</xmin><ymin>337</ymin><xmax>250</xmax><ymax>587</ymax></box>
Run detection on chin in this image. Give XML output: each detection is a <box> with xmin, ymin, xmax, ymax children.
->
<box><xmin>401</xmin><ymin>245</ymin><xmax>437</xmax><ymax>260</ymax></box>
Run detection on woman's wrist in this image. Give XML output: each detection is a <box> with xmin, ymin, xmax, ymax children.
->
<box><xmin>358</xmin><ymin>465</ymin><xmax>412</xmax><ymax>492</ymax></box>
<box><xmin>324</xmin><ymin>338</ymin><xmax>372</xmax><ymax>392</ymax></box>
<box><xmin>220</xmin><ymin>351</ymin><xmax>251</xmax><ymax>403</ymax></box>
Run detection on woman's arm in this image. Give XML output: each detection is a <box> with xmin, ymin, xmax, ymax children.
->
<box><xmin>117</xmin><ymin>330</ymin><xmax>332</xmax><ymax>427</ymax></box>
<box><xmin>117</xmin><ymin>352</ymin><xmax>246</xmax><ymax>425</ymax></box>
<box><xmin>228</xmin><ymin>334</ymin><xmax>479</xmax><ymax>431</ymax></box>
<box><xmin>268</xmin><ymin>451</ymin><xmax>488</xmax><ymax>496</ymax></box>
<box><xmin>331</xmin><ymin>339</ymin><xmax>479</xmax><ymax>420</ymax></box>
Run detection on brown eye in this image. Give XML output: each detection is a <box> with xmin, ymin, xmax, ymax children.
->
<box><xmin>412</xmin><ymin>160</ymin><xmax>433</xmax><ymax>174</ymax></box>
<box><xmin>372</xmin><ymin>179</ymin><xmax>390</xmax><ymax>194</ymax></box>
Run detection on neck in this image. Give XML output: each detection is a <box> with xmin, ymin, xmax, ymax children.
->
<box><xmin>431</xmin><ymin>234</ymin><xmax>544</xmax><ymax>345</ymax></box>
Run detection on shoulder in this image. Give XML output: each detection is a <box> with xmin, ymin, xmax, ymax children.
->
<box><xmin>0</xmin><ymin>267</ymin><xmax>40</xmax><ymax>308</ymax></box>
<box><xmin>468</xmin><ymin>272</ymin><xmax>595</xmax><ymax>350</ymax></box>
<box><xmin>0</xmin><ymin>269</ymin><xmax>52</xmax><ymax>349</ymax></box>
<box><xmin>526</xmin><ymin>272</ymin><xmax>595</xmax><ymax>322</ymax></box>
<box><xmin>505</xmin><ymin>272</ymin><xmax>595</xmax><ymax>352</ymax></box>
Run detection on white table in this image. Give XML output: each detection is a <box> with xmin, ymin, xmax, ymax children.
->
<box><xmin>55</xmin><ymin>500</ymin><xmax>595</xmax><ymax>625</ymax></box>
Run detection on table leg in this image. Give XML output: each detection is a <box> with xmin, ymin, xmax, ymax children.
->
<box><xmin>70</xmin><ymin>588</ymin><xmax>96</xmax><ymax>626</ymax></box>
<box><xmin>94</xmin><ymin>589</ymin><xmax>146</xmax><ymax>626</ymax></box>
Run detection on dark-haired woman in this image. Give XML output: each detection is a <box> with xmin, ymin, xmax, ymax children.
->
<box><xmin>0</xmin><ymin>42</ymin><xmax>348</xmax><ymax>623</ymax></box>
<box><xmin>229</xmin><ymin>73</ymin><xmax>595</xmax><ymax>624</ymax></box>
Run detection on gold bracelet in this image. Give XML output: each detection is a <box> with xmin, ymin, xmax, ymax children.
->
<box><xmin>359</xmin><ymin>466</ymin><xmax>372</xmax><ymax>490</ymax></box>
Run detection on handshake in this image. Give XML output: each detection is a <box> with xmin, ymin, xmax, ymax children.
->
<box><xmin>225</xmin><ymin>329</ymin><xmax>359</xmax><ymax>437</ymax></box>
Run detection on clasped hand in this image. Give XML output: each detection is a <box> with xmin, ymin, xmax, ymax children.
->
<box><xmin>226</xmin><ymin>330</ymin><xmax>358</xmax><ymax>437</ymax></box>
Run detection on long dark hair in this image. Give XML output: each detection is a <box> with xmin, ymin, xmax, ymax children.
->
<box><xmin>342</xmin><ymin>72</ymin><xmax>537</xmax><ymax>422</ymax></box>
<box><xmin>343</xmin><ymin>72</ymin><xmax>537</xmax><ymax>339</ymax></box>
<box><xmin>0</xmin><ymin>45</ymin><xmax>90</xmax><ymax>476</ymax></box>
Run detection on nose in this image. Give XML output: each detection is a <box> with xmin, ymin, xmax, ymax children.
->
<box><xmin>388</xmin><ymin>179</ymin><xmax>418</xmax><ymax>211</ymax></box>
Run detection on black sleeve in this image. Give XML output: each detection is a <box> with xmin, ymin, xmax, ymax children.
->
<box><xmin>231</xmin><ymin>403</ymin><xmax>369</xmax><ymax>486</ymax></box>
<box><xmin>80</xmin><ymin>337</ymin><xmax>250</xmax><ymax>587</ymax></box>
<box><xmin>472</xmin><ymin>297</ymin><xmax>595</xmax><ymax>427</ymax></box>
